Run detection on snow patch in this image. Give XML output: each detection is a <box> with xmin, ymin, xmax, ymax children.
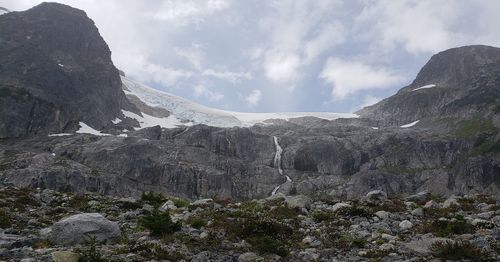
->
<box><xmin>371</xmin><ymin>127</ymin><xmax>379</xmax><ymax>130</ymax></box>
<box><xmin>76</xmin><ymin>122</ymin><xmax>111</xmax><ymax>136</ymax></box>
<box><xmin>118</xmin><ymin>134</ymin><xmax>128</xmax><ymax>137</ymax></box>
<box><xmin>48</xmin><ymin>133</ymin><xmax>73</xmax><ymax>137</ymax></box>
<box><xmin>401</xmin><ymin>120</ymin><xmax>420</xmax><ymax>128</ymax></box>
<box><xmin>122</xmin><ymin>110</ymin><xmax>187</xmax><ymax>130</ymax></box>
<box><xmin>121</xmin><ymin>76</ymin><xmax>358</xmax><ymax>127</ymax></box>
<box><xmin>58</xmin><ymin>63</ymin><xmax>64</xmax><ymax>68</ymax></box>
<box><xmin>112</xmin><ymin>118</ymin><xmax>122</xmax><ymax>124</ymax></box>
<box><xmin>413</xmin><ymin>84</ymin><xmax>436</xmax><ymax>91</ymax></box>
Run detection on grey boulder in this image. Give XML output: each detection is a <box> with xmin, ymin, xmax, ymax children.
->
<box><xmin>363</xmin><ymin>190</ymin><xmax>388</xmax><ymax>205</ymax></box>
<box><xmin>42</xmin><ymin>213</ymin><xmax>121</xmax><ymax>246</ymax></box>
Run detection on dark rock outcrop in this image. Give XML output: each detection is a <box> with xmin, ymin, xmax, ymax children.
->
<box><xmin>0</xmin><ymin>2</ymin><xmax>136</xmax><ymax>138</ymax></box>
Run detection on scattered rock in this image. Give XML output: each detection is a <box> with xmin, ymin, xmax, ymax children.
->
<box><xmin>238</xmin><ymin>252</ymin><xmax>263</xmax><ymax>262</ymax></box>
<box><xmin>411</xmin><ymin>207</ymin><xmax>424</xmax><ymax>216</ymax></box>
<box><xmin>331</xmin><ymin>202</ymin><xmax>351</xmax><ymax>212</ymax></box>
<box><xmin>443</xmin><ymin>196</ymin><xmax>460</xmax><ymax>208</ymax></box>
<box><xmin>405</xmin><ymin>191</ymin><xmax>431</xmax><ymax>203</ymax></box>
<box><xmin>284</xmin><ymin>195</ymin><xmax>312</xmax><ymax>209</ymax></box>
<box><xmin>424</xmin><ymin>200</ymin><xmax>440</xmax><ymax>209</ymax></box>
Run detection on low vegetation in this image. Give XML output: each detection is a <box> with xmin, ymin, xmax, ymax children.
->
<box><xmin>431</xmin><ymin>240</ymin><xmax>484</xmax><ymax>261</ymax></box>
<box><xmin>139</xmin><ymin>209</ymin><xmax>181</xmax><ymax>236</ymax></box>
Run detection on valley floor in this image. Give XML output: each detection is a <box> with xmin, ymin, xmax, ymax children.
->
<box><xmin>0</xmin><ymin>187</ymin><xmax>499</xmax><ymax>261</ymax></box>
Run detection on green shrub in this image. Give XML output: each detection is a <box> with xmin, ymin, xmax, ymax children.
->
<box><xmin>455</xmin><ymin>117</ymin><xmax>499</xmax><ymax>138</ymax></box>
<box><xmin>247</xmin><ymin>235</ymin><xmax>289</xmax><ymax>257</ymax></box>
<box><xmin>171</xmin><ymin>198</ymin><xmax>190</xmax><ymax>208</ymax></box>
<box><xmin>139</xmin><ymin>209</ymin><xmax>181</xmax><ymax>236</ymax></box>
<box><xmin>311</xmin><ymin>210</ymin><xmax>336</xmax><ymax>222</ymax></box>
<box><xmin>431</xmin><ymin>240</ymin><xmax>484</xmax><ymax>261</ymax></box>
<box><xmin>78</xmin><ymin>237</ymin><xmax>107</xmax><ymax>262</ymax></box>
<box><xmin>422</xmin><ymin>218</ymin><xmax>475</xmax><ymax>237</ymax></box>
<box><xmin>336</xmin><ymin>204</ymin><xmax>373</xmax><ymax>217</ymax></box>
<box><xmin>186</xmin><ymin>217</ymin><xmax>207</xmax><ymax>229</ymax></box>
<box><xmin>69</xmin><ymin>194</ymin><xmax>90</xmax><ymax>211</ymax></box>
<box><xmin>0</xmin><ymin>209</ymin><xmax>11</xmax><ymax>228</ymax></box>
<box><xmin>141</xmin><ymin>191</ymin><xmax>166</xmax><ymax>208</ymax></box>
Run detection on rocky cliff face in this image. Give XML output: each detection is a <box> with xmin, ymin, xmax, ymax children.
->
<box><xmin>0</xmin><ymin>3</ymin><xmax>136</xmax><ymax>138</ymax></box>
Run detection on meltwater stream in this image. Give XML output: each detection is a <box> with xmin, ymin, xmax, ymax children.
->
<box><xmin>271</xmin><ymin>136</ymin><xmax>292</xmax><ymax>195</ymax></box>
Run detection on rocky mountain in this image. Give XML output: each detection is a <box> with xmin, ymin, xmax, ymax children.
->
<box><xmin>0</xmin><ymin>3</ymin><xmax>499</xmax><ymax>203</ymax></box>
<box><xmin>357</xmin><ymin>45</ymin><xmax>500</xmax><ymax>127</ymax></box>
<box><xmin>0</xmin><ymin>3</ymin><xmax>137</xmax><ymax>138</ymax></box>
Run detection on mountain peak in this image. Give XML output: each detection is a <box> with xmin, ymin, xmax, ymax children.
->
<box><xmin>407</xmin><ymin>45</ymin><xmax>500</xmax><ymax>90</ymax></box>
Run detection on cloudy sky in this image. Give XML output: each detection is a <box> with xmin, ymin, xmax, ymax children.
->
<box><xmin>3</xmin><ymin>0</ymin><xmax>500</xmax><ymax>113</ymax></box>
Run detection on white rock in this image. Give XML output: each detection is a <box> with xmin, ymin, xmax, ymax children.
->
<box><xmin>399</xmin><ymin>220</ymin><xmax>413</xmax><ymax>230</ymax></box>
<box><xmin>443</xmin><ymin>196</ymin><xmax>459</xmax><ymax>208</ymax></box>
<box><xmin>331</xmin><ymin>202</ymin><xmax>351</xmax><ymax>212</ymax></box>
<box><xmin>363</xmin><ymin>190</ymin><xmax>388</xmax><ymax>205</ymax></box>
<box><xmin>375</xmin><ymin>210</ymin><xmax>390</xmax><ymax>220</ymax></box>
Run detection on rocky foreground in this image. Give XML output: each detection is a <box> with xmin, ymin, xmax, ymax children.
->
<box><xmin>0</xmin><ymin>187</ymin><xmax>498</xmax><ymax>261</ymax></box>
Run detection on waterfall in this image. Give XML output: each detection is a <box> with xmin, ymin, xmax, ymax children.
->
<box><xmin>271</xmin><ymin>136</ymin><xmax>291</xmax><ymax>195</ymax></box>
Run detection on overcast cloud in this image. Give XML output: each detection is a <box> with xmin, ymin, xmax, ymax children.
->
<box><xmin>2</xmin><ymin>0</ymin><xmax>500</xmax><ymax>113</ymax></box>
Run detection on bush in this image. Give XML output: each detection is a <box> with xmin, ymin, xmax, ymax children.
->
<box><xmin>141</xmin><ymin>191</ymin><xmax>166</xmax><ymax>207</ymax></box>
<box><xmin>247</xmin><ymin>235</ymin><xmax>289</xmax><ymax>257</ymax></box>
<box><xmin>171</xmin><ymin>198</ymin><xmax>190</xmax><ymax>208</ymax></box>
<box><xmin>140</xmin><ymin>209</ymin><xmax>181</xmax><ymax>236</ymax></box>
<box><xmin>78</xmin><ymin>237</ymin><xmax>107</xmax><ymax>262</ymax></box>
<box><xmin>0</xmin><ymin>209</ymin><xmax>11</xmax><ymax>228</ymax></box>
<box><xmin>311</xmin><ymin>210</ymin><xmax>336</xmax><ymax>223</ymax></box>
<box><xmin>186</xmin><ymin>217</ymin><xmax>207</xmax><ymax>229</ymax></box>
<box><xmin>431</xmin><ymin>240</ymin><xmax>484</xmax><ymax>261</ymax></box>
<box><xmin>422</xmin><ymin>218</ymin><xmax>475</xmax><ymax>237</ymax></box>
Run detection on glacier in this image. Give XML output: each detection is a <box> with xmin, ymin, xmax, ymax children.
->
<box><xmin>121</xmin><ymin>76</ymin><xmax>358</xmax><ymax>128</ymax></box>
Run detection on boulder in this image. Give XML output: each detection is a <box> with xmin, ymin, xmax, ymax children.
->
<box><xmin>443</xmin><ymin>196</ymin><xmax>460</xmax><ymax>208</ymax></box>
<box><xmin>42</xmin><ymin>213</ymin><xmax>121</xmax><ymax>246</ymax></box>
<box><xmin>238</xmin><ymin>252</ymin><xmax>263</xmax><ymax>262</ymax></box>
<box><xmin>52</xmin><ymin>251</ymin><xmax>79</xmax><ymax>262</ymax></box>
<box><xmin>405</xmin><ymin>191</ymin><xmax>431</xmax><ymax>203</ymax></box>
<box><xmin>284</xmin><ymin>195</ymin><xmax>312</xmax><ymax>209</ymax></box>
<box><xmin>399</xmin><ymin>220</ymin><xmax>413</xmax><ymax>230</ymax></box>
<box><xmin>363</xmin><ymin>190</ymin><xmax>387</xmax><ymax>205</ymax></box>
<box><xmin>331</xmin><ymin>202</ymin><xmax>351</xmax><ymax>212</ymax></box>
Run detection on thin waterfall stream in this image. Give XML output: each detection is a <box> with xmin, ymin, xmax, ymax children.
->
<box><xmin>271</xmin><ymin>136</ymin><xmax>291</xmax><ymax>195</ymax></box>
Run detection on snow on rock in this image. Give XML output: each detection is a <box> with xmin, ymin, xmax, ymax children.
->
<box><xmin>371</xmin><ymin>127</ymin><xmax>379</xmax><ymax>130</ymax></box>
<box><xmin>121</xmin><ymin>110</ymin><xmax>187</xmax><ymax>130</ymax></box>
<box><xmin>401</xmin><ymin>120</ymin><xmax>420</xmax><ymax>128</ymax></box>
<box><xmin>48</xmin><ymin>133</ymin><xmax>73</xmax><ymax>137</ymax></box>
<box><xmin>111</xmin><ymin>118</ymin><xmax>122</xmax><ymax>124</ymax></box>
<box><xmin>121</xmin><ymin>76</ymin><xmax>358</xmax><ymax>127</ymax></box>
<box><xmin>58</xmin><ymin>63</ymin><xmax>64</xmax><ymax>68</ymax></box>
<box><xmin>412</xmin><ymin>84</ymin><xmax>436</xmax><ymax>91</ymax></box>
<box><xmin>76</xmin><ymin>122</ymin><xmax>111</xmax><ymax>136</ymax></box>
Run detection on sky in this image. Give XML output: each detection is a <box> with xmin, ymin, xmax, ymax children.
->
<box><xmin>3</xmin><ymin>0</ymin><xmax>500</xmax><ymax>113</ymax></box>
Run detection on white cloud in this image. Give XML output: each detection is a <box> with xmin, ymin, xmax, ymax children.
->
<box><xmin>320</xmin><ymin>58</ymin><xmax>405</xmax><ymax>99</ymax></box>
<box><xmin>361</xmin><ymin>95</ymin><xmax>382</xmax><ymax>108</ymax></box>
<box><xmin>258</xmin><ymin>0</ymin><xmax>344</xmax><ymax>85</ymax></box>
<box><xmin>263</xmin><ymin>52</ymin><xmax>301</xmax><ymax>84</ymax></box>
<box><xmin>202</xmin><ymin>69</ymin><xmax>252</xmax><ymax>83</ymax></box>
<box><xmin>245</xmin><ymin>89</ymin><xmax>262</xmax><ymax>106</ymax></box>
<box><xmin>356</xmin><ymin>0</ymin><xmax>464</xmax><ymax>55</ymax></box>
<box><xmin>152</xmin><ymin>0</ymin><xmax>230</xmax><ymax>26</ymax></box>
<box><xmin>194</xmin><ymin>85</ymin><xmax>224</xmax><ymax>102</ymax></box>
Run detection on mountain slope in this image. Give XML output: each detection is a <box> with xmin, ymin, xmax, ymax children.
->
<box><xmin>357</xmin><ymin>45</ymin><xmax>500</xmax><ymax>126</ymax></box>
<box><xmin>0</xmin><ymin>3</ymin><xmax>137</xmax><ymax>138</ymax></box>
